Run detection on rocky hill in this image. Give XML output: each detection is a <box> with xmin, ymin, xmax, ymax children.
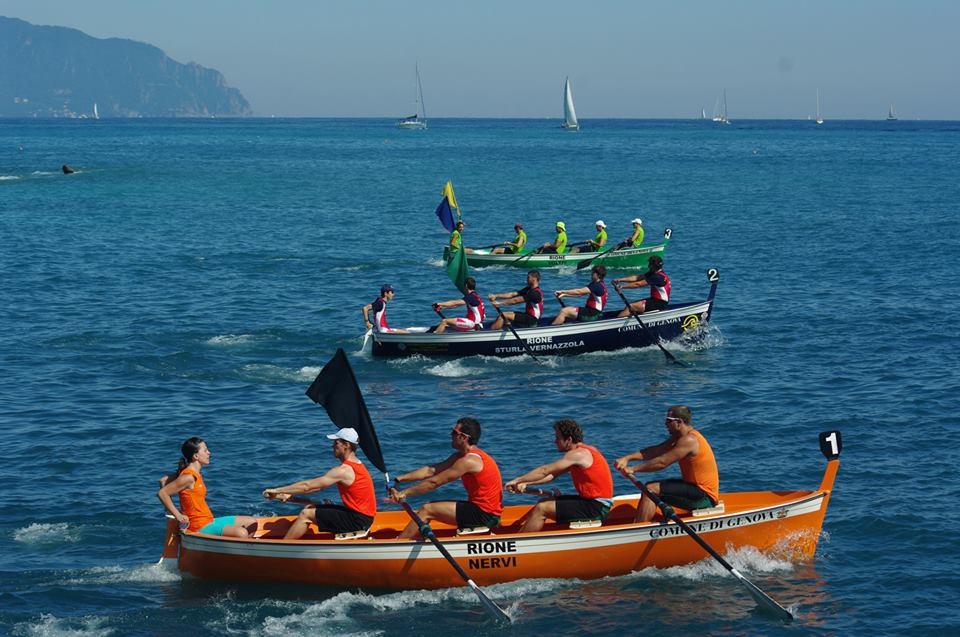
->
<box><xmin>0</xmin><ymin>16</ymin><xmax>252</xmax><ymax>118</ymax></box>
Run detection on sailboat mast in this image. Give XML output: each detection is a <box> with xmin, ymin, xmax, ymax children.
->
<box><xmin>416</xmin><ymin>64</ymin><xmax>426</xmax><ymax>119</ymax></box>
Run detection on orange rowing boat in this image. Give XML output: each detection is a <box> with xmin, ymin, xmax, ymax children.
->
<box><xmin>162</xmin><ymin>431</ymin><xmax>840</xmax><ymax>590</ymax></box>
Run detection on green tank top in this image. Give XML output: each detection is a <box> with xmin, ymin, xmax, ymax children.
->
<box><xmin>594</xmin><ymin>229</ymin><xmax>607</xmax><ymax>249</ymax></box>
<box><xmin>556</xmin><ymin>231</ymin><xmax>568</xmax><ymax>254</ymax></box>
<box><xmin>512</xmin><ymin>230</ymin><xmax>527</xmax><ymax>254</ymax></box>
<box><xmin>450</xmin><ymin>229</ymin><xmax>462</xmax><ymax>251</ymax></box>
<box><xmin>632</xmin><ymin>227</ymin><xmax>645</xmax><ymax>247</ymax></box>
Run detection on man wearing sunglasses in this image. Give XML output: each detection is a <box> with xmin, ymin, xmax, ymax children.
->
<box><xmin>613</xmin><ymin>405</ymin><xmax>719</xmax><ymax>522</ymax></box>
<box><xmin>389</xmin><ymin>417</ymin><xmax>503</xmax><ymax>539</ymax></box>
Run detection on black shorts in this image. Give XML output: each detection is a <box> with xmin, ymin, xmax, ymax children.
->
<box><xmin>455</xmin><ymin>501</ymin><xmax>501</xmax><ymax>529</ymax></box>
<box><xmin>577</xmin><ymin>306</ymin><xmax>602</xmax><ymax>322</ymax></box>
<box><xmin>658</xmin><ymin>479</ymin><xmax>715</xmax><ymax>510</ymax></box>
<box><xmin>510</xmin><ymin>312</ymin><xmax>538</xmax><ymax>328</ymax></box>
<box><xmin>555</xmin><ymin>496</ymin><xmax>611</xmax><ymax>523</ymax></box>
<box><xmin>311</xmin><ymin>504</ymin><xmax>374</xmax><ymax>533</ymax></box>
<box><xmin>645</xmin><ymin>299</ymin><xmax>668</xmax><ymax>312</ymax></box>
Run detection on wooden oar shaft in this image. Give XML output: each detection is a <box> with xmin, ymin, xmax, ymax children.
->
<box><xmin>612</xmin><ymin>284</ymin><xmax>680</xmax><ymax>364</ymax></box>
<box><xmin>494</xmin><ymin>306</ymin><xmax>542</xmax><ymax>363</ymax></box>
<box><xmin>399</xmin><ymin>501</ymin><xmax>511</xmax><ymax>624</ymax></box>
<box><xmin>624</xmin><ymin>473</ymin><xmax>792</xmax><ymax>622</ymax></box>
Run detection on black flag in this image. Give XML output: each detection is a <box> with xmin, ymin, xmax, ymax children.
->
<box><xmin>305</xmin><ymin>348</ymin><xmax>387</xmax><ymax>474</ymax></box>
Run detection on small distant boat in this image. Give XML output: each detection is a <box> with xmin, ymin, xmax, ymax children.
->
<box><xmin>561</xmin><ymin>77</ymin><xmax>580</xmax><ymax>130</ymax></box>
<box><xmin>886</xmin><ymin>104</ymin><xmax>898</xmax><ymax>121</ymax></box>
<box><xmin>397</xmin><ymin>64</ymin><xmax>427</xmax><ymax>130</ymax></box>
<box><xmin>815</xmin><ymin>89</ymin><xmax>824</xmax><ymax>125</ymax></box>
<box><xmin>712</xmin><ymin>90</ymin><xmax>730</xmax><ymax>125</ymax></box>
<box><xmin>93</xmin><ymin>102</ymin><xmax>100</xmax><ymax>120</ymax></box>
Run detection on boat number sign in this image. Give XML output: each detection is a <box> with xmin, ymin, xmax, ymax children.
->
<box><xmin>466</xmin><ymin>539</ymin><xmax>518</xmax><ymax>570</ymax></box>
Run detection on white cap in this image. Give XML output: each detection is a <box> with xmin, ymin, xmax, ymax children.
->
<box><xmin>327</xmin><ymin>428</ymin><xmax>359</xmax><ymax>444</ymax></box>
<box><xmin>595</xmin><ymin>220</ymin><xmax>606</xmax><ymax>228</ymax></box>
<box><xmin>631</xmin><ymin>218</ymin><xmax>643</xmax><ymax>225</ymax></box>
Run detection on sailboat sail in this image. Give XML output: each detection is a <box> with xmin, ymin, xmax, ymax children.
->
<box><xmin>562</xmin><ymin>77</ymin><xmax>579</xmax><ymax>130</ymax></box>
<box><xmin>397</xmin><ymin>65</ymin><xmax>427</xmax><ymax>129</ymax></box>
<box><xmin>886</xmin><ymin>104</ymin><xmax>897</xmax><ymax>121</ymax></box>
<box><xmin>816</xmin><ymin>89</ymin><xmax>823</xmax><ymax>125</ymax></box>
<box><xmin>93</xmin><ymin>102</ymin><xmax>100</xmax><ymax>120</ymax></box>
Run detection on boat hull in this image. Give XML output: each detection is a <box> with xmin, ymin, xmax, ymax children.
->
<box><xmin>371</xmin><ymin>296</ymin><xmax>714</xmax><ymax>358</ymax></box>
<box><xmin>175</xmin><ymin>471</ymin><xmax>836</xmax><ymax>589</ymax></box>
<box><xmin>445</xmin><ymin>240</ymin><xmax>668</xmax><ymax>270</ymax></box>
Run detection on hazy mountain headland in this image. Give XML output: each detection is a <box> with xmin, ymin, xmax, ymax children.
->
<box><xmin>0</xmin><ymin>16</ymin><xmax>252</xmax><ymax>118</ymax></box>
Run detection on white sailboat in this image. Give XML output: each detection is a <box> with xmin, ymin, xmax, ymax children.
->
<box><xmin>397</xmin><ymin>64</ymin><xmax>427</xmax><ymax>129</ymax></box>
<box><xmin>561</xmin><ymin>77</ymin><xmax>579</xmax><ymax>130</ymax></box>
<box><xmin>886</xmin><ymin>104</ymin><xmax>897</xmax><ymax>121</ymax></box>
<box><xmin>713</xmin><ymin>89</ymin><xmax>730</xmax><ymax>124</ymax></box>
<box><xmin>93</xmin><ymin>102</ymin><xmax>100</xmax><ymax>120</ymax></box>
<box><xmin>701</xmin><ymin>108</ymin><xmax>707</xmax><ymax>119</ymax></box>
<box><xmin>815</xmin><ymin>89</ymin><xmax>823</xmax><ymax>125</ymax></box>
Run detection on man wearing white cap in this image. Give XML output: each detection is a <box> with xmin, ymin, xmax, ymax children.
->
<box><xmin>616</xmin><ymin>218</ymin><xmax>644</xmax><ymax>250</ymax></box>
<box><xmin>570</xmin><ymin>220</ymin><xmax>608</xmax><ymax>254</ymax></box>
<box><xmin>262</xmin><ymin>427</ymin><xmax>377</xmax><ymax>539</ymax></box>
<box><xmin>540</xmin><ymin>221</ymin><xmax>568</xmax><ymax>254</ymax></box>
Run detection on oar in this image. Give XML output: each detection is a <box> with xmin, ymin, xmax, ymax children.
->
<box><xmin>509</xmin><ymin>246</ymin><xmax>542</xmax><ymax>265</ymax></box>
<box><xmin>520</xmin><ymin>487</ymin><xmax>561</xmax><ymax>498</ymax></box>
<box><xmin>432</xmin><ymin>303</ymin><xmax>447</xmax><ymax>319</ymax></box>
<box><xmin>576</xmin><ymin>244</ymin><xmax>620</xmax><ymax>270</ymax></box>
<box><xmin>396</xmin><ymin>498</ymin><xmax>511</xmax><ymax>623</ymax></box>
<box><xmin>494</xmin><ymin>305</ymin><xmax>542</xmax><ymax>363</ymax></box>
<box><xmin>305</xmin><ymin>349</ymin><xmax>512</xmax><ymax>625</ymax></box>
<box><xmin>623</xmin><ymin>472</ymin><xmax>793</xmax><ymax>623</ymax></box>
<box><xmin>612</xmin><ymin>283</ymin><xmax>681</xmax><ymax>365</ymax></box>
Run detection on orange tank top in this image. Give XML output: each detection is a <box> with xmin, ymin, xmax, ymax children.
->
<box><xmin>178</xmin><ymin>467</ymin><xmax>214</xmax><ymax>531</ymax></box>
<box><xmin>679</xmin><ymin>430</ymin><xmax>719</xmax><ymax>504</ymax></box>
<box><xmin>461</xmin><ymin>448</ymin><xmax>503</xmax><ymax>516</ymax></box>
<box><xmin>570</xmin><ymin>443</ymin><xmax>614</xmax><ymax>499</ymax></box>
<box><xmin>336</xmin><ymin>459</ymin><xmax>377</xmax><ymax>517</ymax></box>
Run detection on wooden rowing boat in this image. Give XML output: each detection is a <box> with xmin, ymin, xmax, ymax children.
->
<box><xmin>372</xmin><ymin>268</ymin><xmax>718</xmax><ymax>358</ymax></box>
<box><xmin>445</xmin><ymin>228</ymin><xmax>671</xmax><ymax>269</ymax></box>
<box><xmin>163</xmin><ymin>432</ymin><xmax>841</xmax><ymax>589</ymax></box>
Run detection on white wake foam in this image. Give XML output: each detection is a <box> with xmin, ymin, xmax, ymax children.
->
<box><xmin>12</xmin><ymin>613</ymin><xmax>114</xmax><ymax>637</ymax></box>
<box><xmin>13</xmin><ymin>522</ymin><xmax>79</xmax><ymax>544</ymax></box>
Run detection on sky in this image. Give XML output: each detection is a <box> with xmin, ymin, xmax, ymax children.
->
<box><xmin>3</xmin><ymin>0</ymin><xmax>958</xmax><ymax>119</ymax></box>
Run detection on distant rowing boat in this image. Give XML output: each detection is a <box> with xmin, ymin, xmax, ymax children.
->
<box><xmin>445</xmin><ymin>228</ymin><xmax>671</xmax><ymax>270</ymax></box>
<box><xmin>372</xmin><ymin>267</ymin><xmax>716</xmax><ymax>358</ymax></box>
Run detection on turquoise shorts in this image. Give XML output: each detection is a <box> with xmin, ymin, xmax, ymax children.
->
<box><xmin>198</xmin><ymin>516</ymin><xmax>237</xmax><ymax>535</ymax></box>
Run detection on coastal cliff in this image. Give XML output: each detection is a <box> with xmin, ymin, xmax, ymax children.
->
<box><xmin>0</xmin><ymin>16</ymin><xmax>252</xmax><ymax>118</ymax></box>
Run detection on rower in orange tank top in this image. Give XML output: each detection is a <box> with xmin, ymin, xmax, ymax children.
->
<box><xmin>505</xmin><ymin>419</ymin><xmax>614</xmax><ymax>533</ymax></box>
<box><xmin>390</xmin><ymin>417</ymin><xmax>503</xmax><ymax>539</ymax></box>
<box><xmin>614</xmin><ymin>405</ymin><xmax>721</xmax><ymax>522</ymax></box>
<box><xmin>262</xmin><ymin>428</ymin><xmax>377</xmax><ymax>539</ymax></box>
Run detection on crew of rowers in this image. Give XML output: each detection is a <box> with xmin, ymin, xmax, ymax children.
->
<box><xmin>158</xmin><ymin>406</ymin><xmax>719</xmax><ymax>540</ymax></box>
<box><xmin>361</xmin><ymin>256</ymin><xmax>670</xmax><ymax>334</ymax></box>
<box><xmin>449</xmin><ymin>218</ymin><xmax>645</xmax><ymax>255</ymax></box>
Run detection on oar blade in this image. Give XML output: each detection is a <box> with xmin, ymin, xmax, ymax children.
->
<box><xmin>732</xmin><ymin>570</ymin><xmax>794</xmax><ymax>623</ymax></box>
<box><xmin>468</xmin><ymin>580</ymin><xmax>513</xmax><ymax>624</ymax></box>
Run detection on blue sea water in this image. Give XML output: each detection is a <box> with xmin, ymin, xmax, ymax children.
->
<box><xmin>2</xmin><ymin>117</ymin><xmax>960</xmax><ymax>636</ymax></box>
